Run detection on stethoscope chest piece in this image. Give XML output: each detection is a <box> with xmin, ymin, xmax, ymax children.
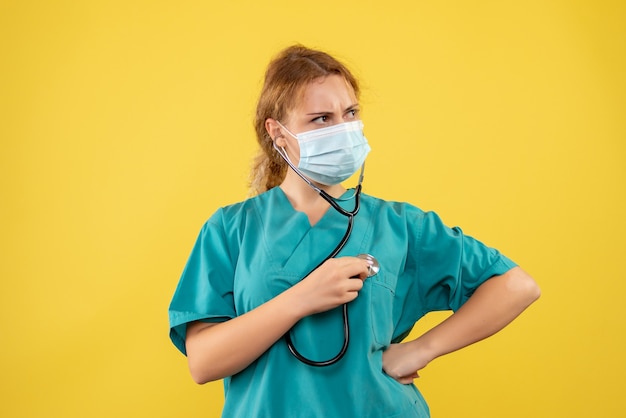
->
<box><xmin>357</xmin><ymin>253</ymin><xmax>380</xmax><ymax>277</ymax></box>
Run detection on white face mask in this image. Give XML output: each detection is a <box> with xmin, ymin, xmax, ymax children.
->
<box><xmin>277</xmin><ymin>120</ymin><xmax>371</xmax><ymax>186</ymax></box>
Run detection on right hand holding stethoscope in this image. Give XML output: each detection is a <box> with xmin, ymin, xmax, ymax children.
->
<box><xmin>294</xmin><ymin>256</ymin><xmax>372</xmax><ymax>316</ymax></box>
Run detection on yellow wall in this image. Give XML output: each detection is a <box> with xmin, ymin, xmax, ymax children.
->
<box><xmin>1</xmin><ymin>1</ymin><xmax>624</xmax><ymax>417</ymax></box>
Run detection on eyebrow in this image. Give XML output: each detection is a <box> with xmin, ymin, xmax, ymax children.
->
<box><xmin>305</xmin><ymin>103</ymin><xmax>360</xmax><ymax>116</ymax></box>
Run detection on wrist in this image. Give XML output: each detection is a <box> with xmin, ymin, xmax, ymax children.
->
<box><xmin>280</xmin><ymin>282</ymin><xmax>313</xmax><ymax>319</ymax></box>
<box><xmin>409</xmin><ymin>336</ymin><xmax>439</xmax><ymax>364</ymax></box>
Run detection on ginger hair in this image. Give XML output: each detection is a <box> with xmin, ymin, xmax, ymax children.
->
<box><xmin>249</xmin><ymin>45</ymin><xmax>360</xmax><ymax>195</ymax></box>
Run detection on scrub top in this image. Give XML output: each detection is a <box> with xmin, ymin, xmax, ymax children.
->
<box><xmin>169</xmin><ymin>187</ymin><xmax>516</xmax><ymax>418</ymax></box>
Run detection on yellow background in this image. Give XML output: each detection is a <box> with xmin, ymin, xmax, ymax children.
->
<box><xmin>1</xmin><ymin>1</ymin><xmax>624</xmax><ymax>417</ymax></box>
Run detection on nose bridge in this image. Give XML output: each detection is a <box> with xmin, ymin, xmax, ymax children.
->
<box><xmin>328</xmin><ymin>104</ymin><xmax>350</xmax><ymax>125</ymax></box>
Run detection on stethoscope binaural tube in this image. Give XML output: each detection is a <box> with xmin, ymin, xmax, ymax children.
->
<box><xmin>273</xmin><ymin>142</ymin><xmax>368</xmax><ymax>366</ymax></box>
<box><xmin>283</xmin><ymin>185</ymin><xmax>360</xmax><ymax>367</ymax></box>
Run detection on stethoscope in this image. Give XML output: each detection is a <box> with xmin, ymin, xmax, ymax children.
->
<box><xmin>273</xmin><ymin>142</ymin><xmax>380</xmax><ymax>367</ymax></box>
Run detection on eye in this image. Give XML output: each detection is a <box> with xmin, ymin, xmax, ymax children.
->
<box><xmin>346</xmin><ymin>108</ymin><xmax>359</xmax><ymax>119</ymax></box>
<box><xmin>312</xmin><ymin>115</ymin><xmax>328</xmax><ymax>124</ymax></box>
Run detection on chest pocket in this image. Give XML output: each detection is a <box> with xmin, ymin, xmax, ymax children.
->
<box><xmin>368</xmin><ymin>269</ymin><xmax>397</xmax><ymax>348</ymax></box>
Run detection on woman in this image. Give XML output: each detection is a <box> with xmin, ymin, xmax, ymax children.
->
<box><xmin>168</xmin><ymin>45</ymin><xmax>540</xmax><ymax>417</ymax></box>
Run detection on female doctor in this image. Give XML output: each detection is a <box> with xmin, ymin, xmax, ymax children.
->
<box><xmin>168</xmin><ymin>45</ymin><xmax>540</xmax><ymax>418</ymax></box>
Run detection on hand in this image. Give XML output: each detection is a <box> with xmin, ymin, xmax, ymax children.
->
<box><xmin>294</xmin><ymin>257</ymin><xmax>371</xmax><ymax>316</ymax></box>
<box><xmin>382</xmin><ymin>341</ymin><xmax>433</xmax><ymax>385</ymax></box>
<box><xmin>381</xmin><ymin>267</ymin><xmax>540</xmax><ymax>385</ymax></box>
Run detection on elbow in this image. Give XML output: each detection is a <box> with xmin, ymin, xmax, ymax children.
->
<box><xmin>529</xmin><ymin>280</ymin><xmax>541</xmax><ymax>303</ymax></box>
<box><xmin>523</xmin><ymin>272</ymin><xmax>541</xmax><ymax>305</ymax></box>
<box><xmin>186</xmin><ymin>344</ymin><xmax>223</xmax><ymax>384</ymax></box>
<box><xmin>524</xmin><ymin>280</ymin><xmax>541</xmax><ymax>308</ymax></box>
<box><xmin>185</xmin><ymin>323</ymin><xmax>225</xmax><ymax>384</ymax></box>
<box><xmin>190</xmin><ymin>374</ymin><xmax>212</xmax><ymax>386</ymax></box>
<box><xmin>189</xmin><ymin>367</ymin><xmax>209</xmax><ymax>385</ymax></box>
<box><xmin>188</xmin><ymin>359</ymin><xmax>220</xmax><ymax>385</ymax></box>
<box><xmin>509</xmin><ymin>266</ymin><xmax>541</xmax><ymax>307</ymax></box>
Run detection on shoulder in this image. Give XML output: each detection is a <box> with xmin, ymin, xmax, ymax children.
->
<box><xmin>203</xmin><ymin>187</ymin><xmax>281</xmax><ymax>231</ymax></box>
<box><xmin>360</xmin><ymin>192</ymin><xmax>427</xmax><ymax>220</ymax></box>
<box><xmin>359</xmin><ymin>193</ymin><xmax>454</xmax><ymax>243</ymax></box>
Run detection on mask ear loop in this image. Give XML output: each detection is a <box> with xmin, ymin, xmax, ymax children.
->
<box><xmin>272</xmin><ymin>140</ymin><xmax>323</xmax><ymax>195</ymax></box>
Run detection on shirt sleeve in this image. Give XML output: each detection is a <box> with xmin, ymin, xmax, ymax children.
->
<box><xmin>415</xmin><ymin>210</ymin><xmax>517</xmax><ymax>313</ymax></box>
<box><xmin>168</xmin><ymin>209</ymin><xmax>237</xmax><ymax>355</ymax></box>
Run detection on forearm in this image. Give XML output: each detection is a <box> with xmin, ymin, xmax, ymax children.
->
<box><xmin>384</xmin><ymin>267</ymin><xmax>540</xmax><ymax>383</ymax></box>
<box><xmin>185</xmin><ymin>257</ymin><xmax>369</xmax><ymax>384</ymax></box>
<box><xmin>185</xmin><ymin>284</ymin><xmax>308</xmax><ymax>384</ymax></box>
<box><xmin>412</xmin><ymin>266</ymin><xmax>540</xmax><ymax>362</ymax></box>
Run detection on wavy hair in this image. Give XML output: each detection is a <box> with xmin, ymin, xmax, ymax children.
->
<box><xmin>249</xmin><ymin>45</ymin><xmax>360</xmax><ymax>195</ymax></box>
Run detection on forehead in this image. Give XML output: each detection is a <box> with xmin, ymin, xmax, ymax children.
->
<box><xmin>294</xmin><ymin>75</ymin><xmax>357</xmax><ymax>111</ymax></box>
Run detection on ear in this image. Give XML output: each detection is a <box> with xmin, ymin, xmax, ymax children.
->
<box><xmin>265</xmin><ymin>118</ymin><xmax>288</xmax><ymax>147</ymax></box>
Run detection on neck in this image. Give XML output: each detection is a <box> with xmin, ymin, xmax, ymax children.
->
<box><xmin>280</xmin><ymin>171</ymin><xmax>346</xmax><ymax>224</ymax></box>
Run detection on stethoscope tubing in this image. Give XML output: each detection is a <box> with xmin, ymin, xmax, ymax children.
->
<box><xmin>283</xmin><ymin>184</ymin><xmax>361</xmax><ymax>367</ymax></box>
<box><xmin>273</xmin><ymin>140</ymin><xmax>365</xmax><ymax>366</ymax></box>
